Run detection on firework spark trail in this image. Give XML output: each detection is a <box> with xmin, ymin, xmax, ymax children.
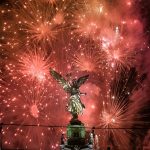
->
<box><xmin>13</xmin><ymin>0</ymin><xmax>60</xmax><ymax>48</ymax></box>
<box><xmin>1</xmin><ymin>60</ymin><xmax>70</xmax><ymax>123</ymax></box>
<box><xmin>0</xmin><ymin>62</ymin><xmax>70</xmax><ymax>149</ymax></box>
<box><xmin>2</xmin><ymin>125</ymin><xmax>62</xmax><ymax>149</ymax></box>
<box><xmin>96</xmin><ymin>68</ymin><xmax>147</xmax><ymax>149</ymax></box>
<box><xmin>1</xmin><ymin>0</ymin><xmax>73</xmax><ymax>50</ymax></box>
<box><xmin>72</xmin><ymin>0</ymin><xmax>145</xmax><ymax>71</ymax></box>
<box><xmin>68</xmin><ymin>40</ymin><xmax>103</xmax><ymax>73</ymax></box>
<box><xmin>18</xmin><ymin>49</ymin><xmax>54</xmax><ymax>82</ymax></box>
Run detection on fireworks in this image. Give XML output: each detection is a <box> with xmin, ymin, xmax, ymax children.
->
<box><xmin>1</xmin><ymin>62</ymin><xmax>69</xmax><ymax>149</ymax></box>
<box><xmin>103</xmin><ymin>47</ymin><xmax>135</xmax><ymax>70</ymax></box>
<box><xmin>16</xmin><ymin>1</ymin><xmax>58</xmax><ymax>48</ymax></box>
<box><xmin>18</xmin><ymin>49</ymin><xmax>54</xmax><ymax>82</ymax></box>
<box><xmin>96</xmin><ymin>68</ymin><xmax>147</xmax><ymax>148</ymax></box>
<box><xmin>73</xmin><ymin>1</ymin><xmax>103</xmax><ymax>38</ymax></box>
<box><xmin>71</xmin><ymin>42</ymin><xmax>102</xmax><ymax>73</ymax></box>
<box><xmin>0</xmin><ymin>0</ymin><xmax>149</xmax><ymax>149</ymax></box>
<box><xmin>1</xmin><ymin>0</ymin><xmax>68</xmax><ymax>49</ymax></box>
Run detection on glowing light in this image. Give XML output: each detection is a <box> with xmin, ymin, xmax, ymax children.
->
<box><xmin>72</xmin><ymin>48</ymin><xmax>101</xmax><ymax>72</ymax></box>
<box><xmin>18</xmin><ymin>50</ymin><xmax>53</xmax><ymax>81</ymax></box>
<box><xmin>30</xmin><ymin>22</ymin><xmax>57</xmax><ymax>43</ymax></box>
<box><xmin>101</xmin><ymin>37</ymin><xmax>111</xmax><ymax>49</ymax></box>
<box><xmin>98</xmin><ymin>5</ymin><xmax>104</xmax><ymax>13</ymax></box>
<box><xmin>53</xmin><ymin>12</ymin><xmax>64</xmax><ymax>25</ymax></box>
<box><xmin>13</xmin><ymin>0</ymin><xmax>62</xmax><ymax>47</ymax></box>
<box><xmin>101</xmin><ymin>111</ymin><xmax>117</xmax><ymax>126</ymax></box>
<box><xmin>44</xmin><ymin>0</ymin><xmax>56</xmax><ymax>4</ymax></box>
<box><xmin>30</xmin><ymin>104</ymin><xmax>39</xmax><ymax>118</ymax></box>
<box><xmin>91</xmin><ymin>105</ymin><xmax>95</xmax><ymax>109</ymax></box>
<box><xmin>75</xmin><ymin>14</ymin><xmax>99</xmax><ymax>37</ymax></box>
<box><xmin>127</xmin><ymin>1</ymin><xmax>132</xmax><ymax>6</ymax></box>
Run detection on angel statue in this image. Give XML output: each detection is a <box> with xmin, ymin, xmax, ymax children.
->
<box><xmin>50</xmin><ymin>68</ymin><xmax>89</xmax><ymax>119</ymax></box>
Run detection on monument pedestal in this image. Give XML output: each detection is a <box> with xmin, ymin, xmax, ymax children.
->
<box><xmin>60</xmin><ymin>118</ymin><xmax>93</xmax><ymax>150</ymax></box>
<box><xmin>67</xmin><ymin>118</ymin><xmax>86</xmax><ymax>146</ymax></box>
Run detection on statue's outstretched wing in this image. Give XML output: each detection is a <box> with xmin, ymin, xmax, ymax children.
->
<box><xmin>77</xmin><ymin>75</ymin><xmax>89</xmax><ymax>87</ymax></box>
<box><xmin>50</xmin><ymin>69</ymin><xmax>71</xmax><ymax>92</ymax></box>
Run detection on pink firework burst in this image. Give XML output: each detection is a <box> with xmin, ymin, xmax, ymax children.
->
<box><xmin>18</xmin><ymin>49</ymin><xmax>54</xmax><ymax>82</ymax></box>
<box><xmin>1</xmin><ymin>67</ymin><xmax>69</xmax><ymax>149</ymax></box>
<box><xmin>9</xmin><ymin>0</ymin><xmax>66</xmax><ymax>48</ymax></box>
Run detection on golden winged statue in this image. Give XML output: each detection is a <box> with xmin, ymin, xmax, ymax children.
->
<box><xmin>50</xmin><ymin>68</ymin><xmax>89</xmax><ymax>119</ymax></box>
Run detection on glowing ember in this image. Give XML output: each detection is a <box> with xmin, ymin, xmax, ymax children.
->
<box><xmin>30</xmin><ymin>104</ymin><xmax>39</xmax><ymax>118</ymax></box>
<box><xmin>101</xmin><ymin>111</ymin><xmax>116</xmax><ymax>125</ymax></box>
<box><xmin>53</xmin><ymin>12</ymin><xmax>64</xmax><ymax>25</ymax></box>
